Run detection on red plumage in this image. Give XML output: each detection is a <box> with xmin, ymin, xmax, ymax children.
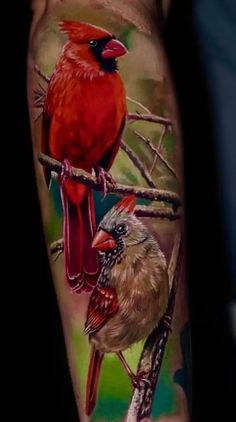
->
<box><xmin>42</xmin><ymin>20</ymin><xmax>127</xmax><ymax>292</ymax></box>
<box><xmin>85</xmin><ymin>286</ymin><xmax>119</xmax><ymax>415</ymax></box>
<box><xmin>85</xmin><ymin>345</ymin><xmax>104</xmax><ymax>416</ymax></box>
<box><xmin>85</xmin><ymin>286</ymin><xmax>119</xmax><ymax>335</ymax></box>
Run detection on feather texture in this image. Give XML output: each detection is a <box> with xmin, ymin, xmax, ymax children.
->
<box><xmin>42</xmin><ymin>21</ymin><xmax>127</xmax><ymax>290</ymax></box>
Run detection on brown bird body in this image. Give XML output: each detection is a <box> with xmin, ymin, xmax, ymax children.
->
<box><xmin>91</xmin><ymin>232</ymin><xmax>169</xmax><ymax>353</ymax></box>
<box><xmin>85</xmin><ymin>196</ymin><xmax>169</xmax><ymax>415</ymax></box>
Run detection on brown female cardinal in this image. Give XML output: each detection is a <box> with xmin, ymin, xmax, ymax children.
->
<box><xmin>42</xmin><ymin>21</ymin><xmax>127</xmax><ymax>293</ymax></box>
<box><xmin>84</xmin><ymin>195</ymin><xmax>169</xmax><ymax>415</ymax></box>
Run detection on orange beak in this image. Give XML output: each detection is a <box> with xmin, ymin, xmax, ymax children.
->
<box><xmin>102</xmin><ymin>39</ymin><xmax>128</xmax><ymax>59</ymax></box>
<box><xmin>92</xmin><ymin>230</ymin><xmax>117</xmax><ymax>251</ymax></box>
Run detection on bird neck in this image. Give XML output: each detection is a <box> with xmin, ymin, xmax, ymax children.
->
<box><xmin>123</xmin><ymin>239</ymin><xmax>150</xmax><ymax>267</ymax></box>
<box><xmin>97</xmin><ymin>239</ymin><xmax>125</xmax><ymax>287</ymax></box>
<box><xmin>97</xmin><ymin>239</ymin><xmax>150</xmax><ymax>289</ymax></box>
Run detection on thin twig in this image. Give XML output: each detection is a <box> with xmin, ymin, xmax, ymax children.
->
<box><xmin>134</xmin><ymin>130</ymin><xmax>177</xmax><ymax>180</ymax></box>
<box><xmin>35</xmin><ymin>112</ymin><xmax>43</xmax><ymax>122</ymax></box>
<box><xmin>126</xmin><ymin>96</ymin><xmax>151</xmax><ymax>114</ymax></box>
<box><xmin>34</xmin><ymin>64</ymin><xmax>50</xmax><ymax>83</ymax></box>
<box><xmin>39</xmin><ymin>153</ymin><xmax>181</xmax><ymax>209</ymax></box>
<box><xmin>150</xmin><ymin>126</ymin><xmax>167</xmax><ymax>174</ymax></box>
<box><xmin>150</xmin><ymin>155</ymin><xmax>158</xmax><ymax>177</ymax></box>
<box><xmin>34</xmin><ymin>84</ymin><xmax>47</xmax><ymax>109</ymax></box>
<box><xmin>151</xmin><ymin>124</ymin><xmax>167</xmax><ymax>176</ymax></box>
<box><xmin>128</xmin><ymin>113</ymin><xmax>171</xmax><ymax>126</ymax></box>
<box><xmin>121</xmin><ymin>142</ymin><xmax>156</xmax><ymax>188</ymax></box>
<box><xmin>150</xmin><ymin>126</ymin><xmax>166</xmax><ymax>175</ymax></box>
<box><xmin>134</xmin><ymin>206</ymin><xmax>180</xmax><ymax>220</ymax></box>
<box><xmin>158</xmin><ymin>125</ymin><xmax>166</xmax><ymax>152</ymax></box>
<box><xmin>127</xmin><ymin>233</ymin><xmax>183</xmax><ymax>421</ymax></box>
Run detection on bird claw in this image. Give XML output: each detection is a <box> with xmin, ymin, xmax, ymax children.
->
<box><xmin>96</xmin><ymin>167</ymin><xmax>116</xmax><ymax>198</ymax></box>
<box><xmin>59</xmin><ymin>159</ymin><xmax>73</xmax><ymax>185</ymax></box>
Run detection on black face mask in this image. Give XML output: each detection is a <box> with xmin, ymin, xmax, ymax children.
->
<box><xmin>89</xmin><ymin>36</ymin><xmax>118</xmax><ymax>73</ymax></box>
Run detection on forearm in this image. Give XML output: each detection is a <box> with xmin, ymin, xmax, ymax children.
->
<box><xmin>28</xmin><ymin>1</ymin><xmax>191</xmax><ymax>421</ymax></box>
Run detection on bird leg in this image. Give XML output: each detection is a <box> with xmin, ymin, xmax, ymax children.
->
<box><xmin>95</xmin><ymin>166</ymin><xmax>116</xmax><ymax>198</ymax></box>
<box><xmin>117</xmin><ymin>352</ymin><xmax>151</xmax><ymax>389</ymax></box>
<box><xmin>58</xmin><ymin>159</ymin><xmax>73</xmax><ymax>185</ymax></box>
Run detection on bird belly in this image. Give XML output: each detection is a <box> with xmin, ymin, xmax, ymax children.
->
<box><xmin>90</xmin><ymin>297</ymin><xmax>160</xmax><ymax>354</ymax></box>
<box><xmin>46</xmin><ymin>74</ymin><xmax>126</xmax><ymax>170</ymax></box>
<box><xmin>91</xmin><ymin>261</ymin><xmax>169</xmax><ymax>354</ymax></box>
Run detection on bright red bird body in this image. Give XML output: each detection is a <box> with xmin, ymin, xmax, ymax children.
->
<box><xmin>42</xmin><ymin>21</ymin><xmax>127</xmax><ymax>292</ymax></box>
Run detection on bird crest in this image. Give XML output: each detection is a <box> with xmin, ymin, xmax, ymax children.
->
<box><xmin>115</xmin><ymin>195</ymin><xmax>136</xmax><ymax>215</ymax></box>
<box><xmin>59</xmin><ymin>20</ymin><xmax>112</xmax><ymax>43</ymax></box>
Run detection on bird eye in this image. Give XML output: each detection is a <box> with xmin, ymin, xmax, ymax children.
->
<box><xmin>116</xmin><ymin>224</ymin><xmax>127</xmax><ymax>234</ymax></box>
<box><xmin>89</xmin><ymin>40</ymin><xmax>98</xmax><ymax>47</ymax></box>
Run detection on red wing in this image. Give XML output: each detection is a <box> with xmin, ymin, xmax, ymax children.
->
<box><xmin>84</xmin><ymin>287</ymin><xmax>119</xmax><ymax>335</ymax></box>
<box><xmin>99</xmin><ymin>116</ymin><xmax>126</xmax><ymax>171</ymax></box>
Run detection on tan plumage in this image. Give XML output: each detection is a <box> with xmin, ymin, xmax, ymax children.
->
<box><xmin>85</xmin><ymin>196</ymin><xmax>169</xmax><ymax>415</ymax></box>
<box><xmin>92</xmin><ymin>229</ymin><xmax>169</xmax><ymax>353</ymax></box>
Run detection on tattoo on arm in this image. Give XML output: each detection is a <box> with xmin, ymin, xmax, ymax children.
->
<box><xmin>28</xmin><ymin>1</ymin><xmax>191</xmax><ymax>420</ymax></box>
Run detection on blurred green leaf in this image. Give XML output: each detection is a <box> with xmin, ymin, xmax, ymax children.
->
<box><xmin>118</xmin><ymin>26</ymin><xmax>135</xmax><ymax>49</ymax></box>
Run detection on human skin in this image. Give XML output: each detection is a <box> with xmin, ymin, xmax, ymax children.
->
<box><xmin>28</xmin><ymin>1</ymin><xmax>191</xmax><ymax>421</ymax></box>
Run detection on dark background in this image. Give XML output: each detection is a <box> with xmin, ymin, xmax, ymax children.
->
<box><xmin>9</xmin><ymin>1</ymin><xmax>235</xmax><ymax>421</ymax></box>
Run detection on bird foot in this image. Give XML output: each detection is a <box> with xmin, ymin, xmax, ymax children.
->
<box><xmin>131</xmin><ymin>372</ymin><xmax>151</xmax><ymax>389</ymax></box>
<box><xmin>58</xmin><ymin>159</ymin><xmax>73</xmax><ymax>185</ymax></box>
<box><xmin>96</xmin><ymin>167</ymin><xmax>116</xmax><ymax>198</ymax></box>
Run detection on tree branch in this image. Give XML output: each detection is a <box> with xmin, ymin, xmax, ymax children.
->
<box><xmin>158</xmin><ymin>125</ymin><xmax>166</xmax><ymax>152</ymax></box>
<box><xmin>150</xmin><ymin>126</ymin><xmax>166</xmax><ymax>175</ymax></box>
<box><xmin>127</xmin><ymin>233</ymin><xmax>183</xmax><ymax>422</ymax></box>
<box><xmin>128</xmin><ymin>113</ymin><xmax>171</xmax><ymax>126</ymax></box>
<box><xmin>49</xmin><ymin>212</ymin><xmax>180</xmax><ymax>258</ymax></box>
<box><xmin>134</xmin><ymin>130</ymin><xmax>177</xmax><ymax>180</ymax></box>
<box><xmin>135</xmin><ymin>206</ymin><xmax>180</xmax><ymax>220</ymax></box>
<box><xmin>121</xmin><ymin>142</ymin><xmax>156</xmax><ymax>188</ymax></box>
<box><xmin>39</xmin><ymin>153</ymin><xmax>181</xmax><ymax>209</ymax></box>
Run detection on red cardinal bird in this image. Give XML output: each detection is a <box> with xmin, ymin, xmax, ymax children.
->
<box><xmin>42</xmin><ymin>21</ymin><xmax>127</xmax><ymax>293</ymax></box>
<box><xmin>85</xmin><ymin>196</ymin><xmax>169</xmax><ymax>415</ymax></box>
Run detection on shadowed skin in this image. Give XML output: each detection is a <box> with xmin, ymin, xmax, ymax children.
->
<box><xmin>42</xmin><ymin>20</ymin><xmax>127</xmax><ymax>293</ymax></box>
<box><xmin>85</xmin><ymin>196</ymin><xmax>169</xmax><ymax>415</ymax></box>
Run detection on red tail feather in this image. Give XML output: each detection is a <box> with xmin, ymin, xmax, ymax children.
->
<box><xmin>86</xmin><ymin>346</ymin><xmax>104</xmax><ymax>416</ymax></box>
<box><xmin>61</xmin><ymin>183</ymin><xmax>100</xmax><ymax>293</ymax></box>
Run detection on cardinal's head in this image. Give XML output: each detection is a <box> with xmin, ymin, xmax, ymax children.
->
<box><xmin>59</xmin><ymin>20</ymin><xmax>128</xmax><ymax>75</ymax></box>
<box><xmin>92</xmin><ymin>196</ymin><xmax>151</xmax><ymax>265</ymax></box>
